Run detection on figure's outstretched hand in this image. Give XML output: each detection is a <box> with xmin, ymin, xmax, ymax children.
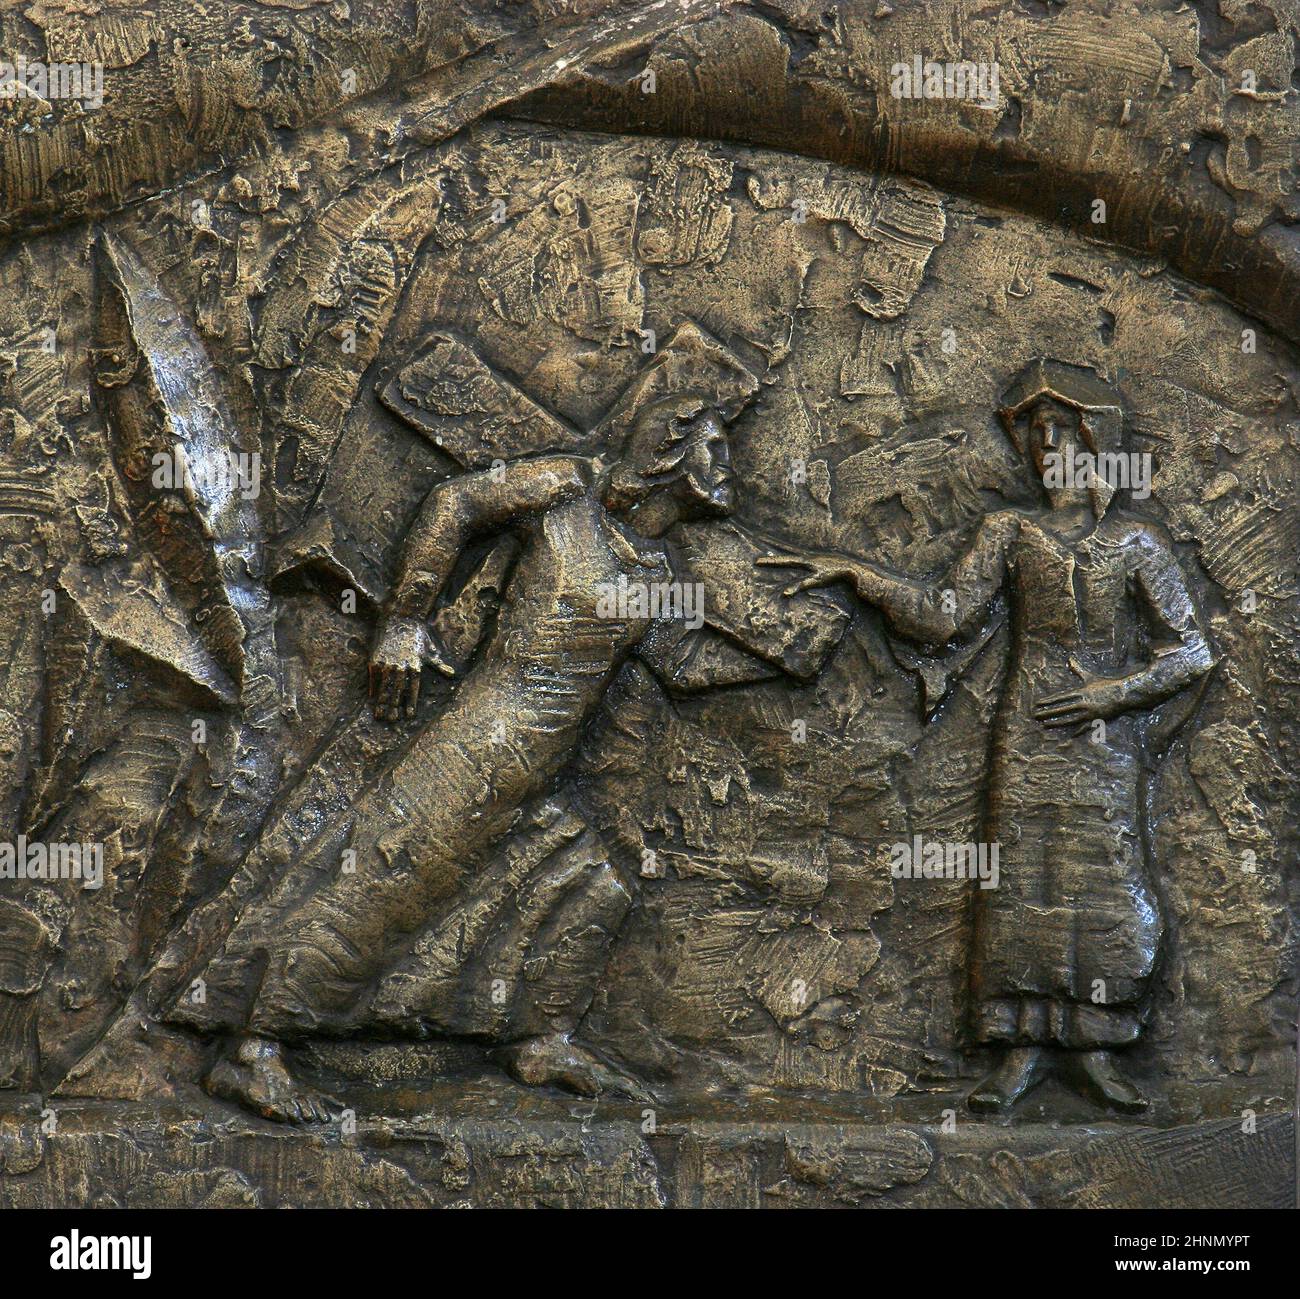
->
<box><xmin>757</xmin><ymin>550</ymin><xmax>856</xmax><ymax>598</ymax></box>
<box><xmin>370</xmin><ymin>616</ymin><xmax>455</xmax><ymax>722</ymax></box>
<box><xmin>1033</xmin><ymin>657</ymin><xmax>1131</xmax><ymax>727</ymax></box>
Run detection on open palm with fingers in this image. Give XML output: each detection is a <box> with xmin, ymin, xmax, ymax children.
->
<box><xmin>370</xmin><ymin>615</ymin><xmax>455</xmax><ymax>721</ymax></box>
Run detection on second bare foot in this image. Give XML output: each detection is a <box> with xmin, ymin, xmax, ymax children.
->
<box><xmin>497</xmin><ymin>1033</ymin><xmax>655</xmax><ymax>1103</ymax></box>
<box><xmin>204</xmin><ymin>1035</ymin><xmax>342</xmax><ymax>1124</ymax></box>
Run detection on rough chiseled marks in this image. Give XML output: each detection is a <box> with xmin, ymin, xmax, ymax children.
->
<box><xmin>514</xmin><ymin>0</ymin><xmax>1300</xmax><ymax>346</ymax></box>
<box><xmin>0</xmin><ymin>2</ymin><xmax>1289</xmax><ymax>1206</ymax></box>
<box><xmin>749</xmin><ymin>169</ymin><xmax>947</xmax><ymax>322</ymax></box>
<box><xmin>852</xmin><ymin>180</ymin><xmax>947</xmax><ymax>320</ymax></box>
<box><xmin>6</xmin><ymin>1104</ymin><xmax>1286</xmax><ymax>1208</ymax></box>
<box><xmin>476</xmin><ymin>179</ymin><xmax>645</xmax><ymax>344</ymax></box>
<box><xmin>254</xmin><ymin>154</ymin><xmax>451</xmax><ymax>532</ymax></box>
<box><xmin>637</xmin><ymin>144</ymin><xmax>737</xmax><ymax>267</ymax></box>
<box><xmin>6</xmin><ymin>117</ymin><xmax>1294</xmax><ymax>1120</ymax></box>
<box><xmin>93</xmin><ymin>231</ymin><xmax>269</xmax><ymax>694</ymax></box>
<box><xmin>377</xmin><ymin>331</ymin><xmax>585</xmax><ymax>469</ymax></box>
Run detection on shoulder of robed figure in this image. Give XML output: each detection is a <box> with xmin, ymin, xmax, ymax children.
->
<box><xmin>978</xmin><ymin>508</ymin><xmax>1025</xmax><ymax>542</ymax></box>
<box><xmin>1098</xmin><ymin>510</ymin><xmax>1186</xmax><ymax>572</ymax></box>
<box><xmin>1103</xmin><ymin>509</ymin><xmax>1176</xmax><ymax>550</ymax></box>
<box><xmin>512</xmin><ymin>453</ymin><xmax>592</xmax><ymax>496</ymax></box>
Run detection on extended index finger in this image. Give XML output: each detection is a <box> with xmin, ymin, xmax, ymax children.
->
<box><xmin>1036</xmin><ymin>690</ymin><xmax>1083</xmax><ymax>708</ymax></box>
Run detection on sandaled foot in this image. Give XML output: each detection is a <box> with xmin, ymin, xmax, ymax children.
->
<box><xmin>967</xmin><ymin>1046</ymin><xmax>1045</xmax><ymax>1114</ymax></box>
<box><xmin>497</xmin><ymin>1033</ymin><xmax>655</xmax><ymax>1103</ymax></box>
<box><xmin>204</xmin><ymin>1035</ymin><xmax>342</xmax><ymax>1124</ymax></box>
<box><xmin>1070</xmin><ymin>1049</ymin><xmax>1148</xmax><ymax>1114</ymax></box>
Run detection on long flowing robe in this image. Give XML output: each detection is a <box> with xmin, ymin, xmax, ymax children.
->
<box><xmin>170</xmin><ymin>487</ymin><xmax>670</xmax><ymax>1042</ymax></box>
<box><xmin>876</xmin><ymin>507</ymin><xmax>1213</xmax><ymax>1048</ymax></box>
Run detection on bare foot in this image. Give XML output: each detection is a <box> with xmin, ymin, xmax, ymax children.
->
<box><xmin>497</xmin><ymin>1033</ymin><xmax>655</xmax><ymax>1103</ymax></box>
<box><xmin>1070</xmin><ymin>1049</ymin><xmax>1149</xmax><ymax>1114</ymax></box>
<box><xmin>204</xmin><ymin>1035</ymin><xmax>342</xmax><ymax>1124</ymax></box>
<box><xmin>967</xmin><ymin>1046</ymin><xmax>1045</xmax><ymax>1114</ymax></box>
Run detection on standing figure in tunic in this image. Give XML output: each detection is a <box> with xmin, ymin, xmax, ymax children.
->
<box><xmin>762</xmin><ymin>361</ymin><xmax>1215</xmax><ymax>1112</ymax></box>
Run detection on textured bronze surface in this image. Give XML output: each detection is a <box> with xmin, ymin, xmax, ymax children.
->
<box><xmin>0</xmin><ymin>0</ymin><xmax>1296</xmax><ymax>1208</ymax></box>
